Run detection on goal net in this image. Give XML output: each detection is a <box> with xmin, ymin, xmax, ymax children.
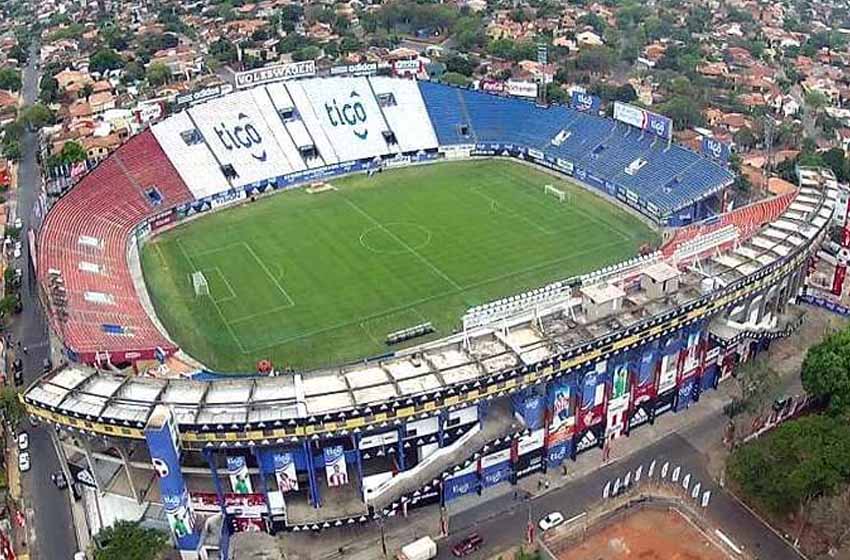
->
<box><xmin>544</xmin><ymin>184</ymin><xmax>567</xmax><ymax>203</ymax></box>
<box><xmin>191</xmin><ymin>271</ymin><xmax>210</xmax><ymax>297</ymax></box>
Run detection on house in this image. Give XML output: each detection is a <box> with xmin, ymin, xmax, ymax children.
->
<box><xmin>81</xmin><ymin>133</ymin><xmax>122</xmax><ymax>161</ymax></box>
<box><xmin>576</xmin><ymin>31</ymin><xmax>604</xmax><ymax>47</ymax></box>
<box><xmin>88</xmin><ymin>91</ymin><xmax>116</xmax><ymax>114</ymax></box>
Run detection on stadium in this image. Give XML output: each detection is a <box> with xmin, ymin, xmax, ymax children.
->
<box><xmin>22</xmin><ymin>73</ymin><xmax>834</xmax><ymax>558</ymax></box>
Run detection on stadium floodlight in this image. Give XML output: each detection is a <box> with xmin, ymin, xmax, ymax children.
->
<box><xmin>192</xmin><ymin>271</ymin><xmax>210</xmax><ymax>297</ymax></box>
<box><xmin>543</xmin><ymin>184</ymin><xmax>567</xmax><ymax>203</ymax></box>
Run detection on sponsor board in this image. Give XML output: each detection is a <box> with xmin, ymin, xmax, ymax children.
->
<box><xmin>150</xmin><ymin>209</ymin><xmax>176</xmax><ymax>231</ymax></box>
<box><xmin>556</xmin><ymin>158</ymin><xmax>574</xmax><ymax>174</ymax></box>
<box><xmin>506</xmin><ymin>80</ymin><xmax>537</xmax><ymax>98</ymax></box>
<box><xmin>527</xmin><ymin>148</ymin><xmax>544</xmax><ymax>160</ymax></box>
<box><xmin>330</xmin><ymin>62</ymin><xmax>380</xmax><ymax>76</ymax></box>
<box><xmin>479</xmin><ymin>80</ymin><xmax>505</xmax><ymax>94</ymax></box>
<box><xmin>235</xmin><ymin>60</ymin><xmax>316</xmax><ymax>89</ymax></box>
<box><xmin>613</xmin><ymin>102</ymin><xmax>673</xmax><ymax>140</ymax></box>
<box><xmin>700</xmin><ymin>137</ymin><xmax>731</xmax><ymax>163</ymax></box>
<box><xmin>393</xmin><ymin>59</ymin><xmax>420</xmax><ymax>75</ymax></box>
<box><xmin>571</xmin><ymin>91</ymin><xmax>601</xmax><ymax>113</ymax></box>
<box><xmin>517</xmin><ymin>428</ymin><xmax>545</xmax><ymax>455</ymax></box>
<box><xmin>175</xmin><ymin>84</ymin><xmax>233</xmax><ymax>108</ymax></box>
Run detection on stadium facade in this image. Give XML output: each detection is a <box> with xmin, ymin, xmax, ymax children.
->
<box><xmin>23</xmin><ymin>76</ymin><xmax>834</xmax><ymax>559</ymax></box>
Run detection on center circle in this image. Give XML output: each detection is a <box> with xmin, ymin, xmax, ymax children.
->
<box><xmin>359</xmin><ymin>222</ymin><xmax>432</xmax><ymax>255</ymax></box>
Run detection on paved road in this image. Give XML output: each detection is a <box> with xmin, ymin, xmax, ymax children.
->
<box><xmin>437</xmin><ymin>431</ymin><xmax>802</xmax><ymax>560</ymax></box>
<box><xmin>13</xmin><ymin>46</ymin><xmax>78</xmax><ymax>560</ymax></box>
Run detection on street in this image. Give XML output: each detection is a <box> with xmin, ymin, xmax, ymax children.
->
<box><xmin>437</xmin><ymin>427</ymin><xmax>802</xmax><ymax>560</ymax></box>
<box><xmin>12</xmin><ymin>44</ymin><xmax>78</xmax><ymax>559</ymax></box>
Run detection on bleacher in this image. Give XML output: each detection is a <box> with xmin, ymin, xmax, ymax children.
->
<box><xmin>418</xmin><ymin>82</ymin><xmax>733</xmax><ymax>221</ymax></box>
<box><xmin>37</xmin><ymin>130</ymin><xmax>193</xmax><ymax>362</ymax></box>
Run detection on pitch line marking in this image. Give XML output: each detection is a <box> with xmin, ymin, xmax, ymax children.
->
<box><xmin>206</xmin><ymin>267</ymin><xmax>237</xmax><ymax>303</ymax></box>
<box><xmin>241</xmin><ymin>241</ymin><xmax>296</xmax><ymax>307</ymax></box>
<box><xmin>343</xmin><ymin>197</ymin><xmax>462</xmax><ymax>291</ymax></box>
<box><xmin>469</xmin><ymin>187</ymin><xmax>554</xmax><ymax>235</ymax></box>
<box><xmin>240</xmin><ymin>238</ymin><xmax>626</xmax><ymax>354</ymax></box>
<box><xmin>175</xmin><ymin>238</ymin><xmax>248</xmax><ymax>353</ymax></box>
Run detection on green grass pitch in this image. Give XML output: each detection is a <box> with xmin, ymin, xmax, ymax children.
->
<box><xmin>141</xmin><ymin>160</ymin><xmax>658</xmax><ymax>371</ymax></box>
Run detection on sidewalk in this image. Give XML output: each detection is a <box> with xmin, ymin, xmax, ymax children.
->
<box><xmin>278</xmin><ymin>306</ymin><xmax>841</xmax><ymax>560</ymax></box>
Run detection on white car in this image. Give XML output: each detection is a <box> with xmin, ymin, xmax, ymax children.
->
<box><xmin>538</xmin><ymin>511</ymin><xmax>565</xmax><ymax>532</ymax></box>
<box><xmin>17</xmin><ymin>432</ymin><xmax>28</xmax><ymax>451</ymax></box>
<box><xmin>18</xmin><ymin>451</ymin><xmax>31</xmax><ymax>473</ymax></box>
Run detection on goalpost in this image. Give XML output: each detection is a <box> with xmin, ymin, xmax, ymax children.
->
<box><xmin>544</xmin><ymin>184</ymin><xmax>569</xmax><ymax>203</ymax></box>
<box><xmin>192</xmin><ymin>271</ymin><xmax>210</xmax><ymax>297</ymax></box>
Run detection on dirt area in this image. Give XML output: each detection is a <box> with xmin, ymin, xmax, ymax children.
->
<box><xmin>555</xmin><ymin>508</ymin><xmax>732</xmax><ymax>560</ymax></box>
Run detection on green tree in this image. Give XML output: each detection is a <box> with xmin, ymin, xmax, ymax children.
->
<box><xmin>146</xmin><ymin>62</ymin><xmax>171</xmax><ymax>87</ymax></box>
<box><xmin>441</xmin><ymin>71</ymin><xmax>472</xmax><ymax>87</ymax></box>
<box><xmin>20</xmin><ymin>103</ymin><xmax>55</xmax><ymax>130</ymax></box>
<box><xmin>38</xmin><ymin>75</ymin><xmax>60</xmax><ymax>104</ymax></box>
<box><xmin>821</xmin><ymin>148</ymin><xmax>849</xmax><ymax>183</ymax></box>
<box><xmin>292</xmin><ymin>46</ymin><xmax>321</xmax><ymax>62</ymax></box>
<box><xmin>658</xmin><ymin>95</ymin><xmax>703</xmax><ymax>129</ymax></box>
<box><xmin>80</xmin><ymin>82</ymin><xmax>94</xmax><ymax>102</ymax></box>
<box><xmin>58</xmin><ymin>141</ymin><xmax>86</xmax><ymax>164</ymax></box>
<box><xmin>89</xmin><ymin>49</ymin><xmax>125</xmax><ymax>75</ymax></box>
<box><xmin>94</xmin><ymin>521</ymin><xmax>169</xmax><ymax>560</ymax></box>
<box><xmin>727</xmin><ymin>415</ymin><xmax>850</xmax><ymax>514</ymax></box>
<box><xmin>801</xmin><ymin>327</ymin><xmax>850</xmax><ymax>414</ymax></box>
<box><xmin>0</xmin><ymin>387</ymin><xmax>24</xmax><ymax>429</ymax></box>
<box><xmin>804</xmin><ymin>89</ymin><xmax>829</xmax><ymax>113</ymax></box>
<box><xmin>444</xmin><ymin>53</ymin><xmax>476</xmax><ymax>76</ymax></box>
<box><xmin>121</xmin><ymin>61</ymin><xmax>145</xmax><ymax>85</ymax></box>
<box><xmin>209</xmin><ymin>38</ymin><xmax>237</xmax><ymax>63</ymax></box>
<box><xmin>576</xmin><ymin>46</ymin><xmax>614</xmax><ymax>74</ymax></box>
<box><xmin>0</xmin><ymin>68</ymin><xmax>22</xmax><ymax>92</ymax></box>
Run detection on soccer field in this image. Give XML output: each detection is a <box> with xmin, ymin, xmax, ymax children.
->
<box><xmin>141</xmin><ymin>160</ymin><xmax>657</xmax><ymax>371</ymax></box>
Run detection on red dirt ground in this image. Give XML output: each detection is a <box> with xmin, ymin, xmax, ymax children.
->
<box><xmin>555</xmin><ymin>508</ymin><xmax>732</xmax><ymax>560</ymax></box>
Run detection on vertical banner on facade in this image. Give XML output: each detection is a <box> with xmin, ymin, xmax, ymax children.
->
<box><xmin>547</xmin><ymin>377</ymin><xmax>575</xmax><ymax>446</ymax></box>
<box><xmin>274</xmin><ymin>452</ymin><xmax>298</xmax><ymax>492</ymax></box>
<box><xmin>144</xmin><ymin>405</ymin><xmax>200</xmax><ymax>551</ymax></box>
<box><xmin>324</xmin><ymin>445</ymin><xmax>349</xmax><ymax>487</ymax></box>
<box><xmin>227</xmin><ymin>456</ymin><xmax>253</xmax><ymax>494</ymax></box>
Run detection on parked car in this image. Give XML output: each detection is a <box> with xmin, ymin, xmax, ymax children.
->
<box><xmin>51</xmin><ymin>471</ymin><xmax>68</xmax><ymax>489</ymax></box>
<box><xmin>538</xmin><ymin>511</ymin><xmax>565</xmax><ymax>532</ymax></box>
<box><xmin>451</xmin><ymin>533</ymin><xmax>483</xmax><ymax>557</ymax></box>
<box><xmin>16</xmin><ymin>432</ymin><xmax>28</xmax><ymax>451</ymax></box>
<box><xmin>18</xmin><ymin>451</ymin><xmax>30</xmax><ymax>473</ymax></box>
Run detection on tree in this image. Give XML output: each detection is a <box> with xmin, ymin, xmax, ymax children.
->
<box><xmin>20</xmin><ymin>103</ymin><xmax>55</xmax><ymax>130</ymax></box>
<box><xmin>726</xmin><ymin>415</ymin><xmax>850</xmax><ymax>515</ymax></box>
<box><xmin>444</xmin><ymin>53</ymin><xmax>476</xmax><ymax>77</ymax></box>
<box><xmin>89</xmin><ymin>49</ymin><xmax>125</xmax><ymax>75</ymax></box>
<box><xmin>658</xmin><ymin>95</ymin><xmax>704</xmax><ymax>129</ymax></box>
<box><xmin>58</xmin><ymin>141</ymin><xmax>86</xmax><ymax>165</ymax></box>
<box><xmin>576</xmin><ymin>46</ymin><xmax>614</xmax><ymax>74</ymax></box>
<box><xmin>121</xmin><ymin>61</ymin><xmax>145</xmax><ymax>85</ymax></box>
<box><xmin>38</xmin><ymin>75</ymin><xmax>60</xmax><ymax>104</ymax></box>
<box><xmin>93</xmin><ymin>521</ymin><xmax>168</xmax><ymax>560</ymax></box>
<box><xmin>209</xmin><ymin>38</ymin><xmax>237</xmax><ymax>63</ymax></box>
<box><xmin>441</xmin><ymin>71</ymin><xmax>472</xmax><ymax>87</ymax></box>
<box><xmin>80</xmin><ymin>82</ymin><xmax>94</xmax><ymax>102</ymax></box>
<box><xmin>821</xmin><ymin>148</ymin><xmax>849</xmax><ymax>183</ymax></box>
<box><xmin>804</xmin><ymin>90</ymin><xmax>829</xmax><ymax>114</ymax></box>
<box><xmin>339</xmin><ymin>36</ymin><xmax>362</xmax><ymax>55</ymax></box>
<box><xmin>723</xmin><ymin>361</ymin><xmax>778</xmax><ymax>418</ymax></box>
<box><xmin>0</xmin><ymin>387</ymin><xmax>24</xmax><ymax>428</ymax></box>
<box><xmin>292</xmin><ymin>46</ymin><xmax>321</xmax><ymax>62</ymax></box>
<box><xmin>145</xmin><ymin>62</ymin><xmax>171</xmax><ymax>87</ymax></box>
<box><xmin>801</xmin><ymin>327</ymin><xmax>850</xmax><ymax>414</ymax></box>
<box><xmin>0</xmin><ymin>68</ymin><xmax>22</xmax><ymax>92</ymax></box>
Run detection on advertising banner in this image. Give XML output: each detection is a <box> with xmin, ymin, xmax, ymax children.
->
<box><xmin>479</xmin><ymin>80</ymin><xmax>505</xmax><ymax>94</ymax></box>
<box><xmin>571</xmin><ymin>91</ymin><xmax>601</xmax><ymax>113</ymax></box>
<box><xmin>235</xmin><ymin>60</ymin><xmax>316</xmax><ymax>89</ymax></box>
<box><xmin>273</xmin><ymin>452</ymin><xmax>298</xmax><ymax>493</ymax></box>
<box><xmin>613</xmin><ymin>102</ymin><xmax>673</xmax><ymax>140</ymax></box>
<box><xmin>443</xmin><ymin>471</ymin><xmax>479</xmax><ymax>502</ymax></box>
<box><xmin>547</xmin><ymin>378</ymin><xmax>575</xmax><ymax>446</ymax></box>
<box><xmin>506</xmin><ymin>80</ymin><xmax>538</xmax><ymax>98</ymax></box>
<box><xmin>164</xmin><ymin>489</ymin><xmax>195</xmax><ymax>541</ymax></box>
<box><xmin>175</xmin><ymin>84</ymin><xmax>233</xmax><ymax>108</ymax></box>
<box><xmin>393</xmin><ymin>59</ymin><xmax>420</xmax><ymax>76</ymax></box>
<box><xmin>227</xmin><ymin>456</ymin><xmax>253</xmax><ymax>494</ymax></box>
<box><xmin>330</xmin><ymin>62</ymin><xmax>379</xmax><ymax>76</ymax></box>
<box><xmin>323</xmin><ymin>445</ymin><xmax>349</xmax><ymax>487</ymax></box>
<box><xmin>700</xmin><ymin>136</ymin><xmax>731</xmax><ymax>163</ymax></box>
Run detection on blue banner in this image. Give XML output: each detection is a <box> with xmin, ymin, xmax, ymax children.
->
<box><xmin>570</xmin><ymin>91</ymin><xmax>601</xmax><ymax>113</ymax></box>
<box><xmin>700</xmin><ymin>137</ymin><xmax>730</xmax><ymax>163</ymax></box>
<box><xmin>646</xmin><ymin>112</ymin><xmax>673</xmax><ymax>140</ymax></box>
<box><xmin>637</xmin><ymin>345</ymin><xmax>658</xmax><ymax>387</ymax></box>
<box><xmin>443</xmin><ymin>472</ymin><xmax>479</xmax><ymax>502</ymax></box>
